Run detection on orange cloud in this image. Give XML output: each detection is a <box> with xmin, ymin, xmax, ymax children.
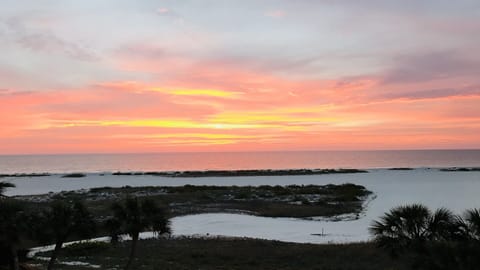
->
<box><xmin>1</xmin><ymin>51</ymin><xmax>480</xmax><ymax>154</ymax></box>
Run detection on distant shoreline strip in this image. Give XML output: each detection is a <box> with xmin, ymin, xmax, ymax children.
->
<box><xmin>1</xmin><ymin>167</ymin><xmax>480</xmax><ymax>178</ymax></box>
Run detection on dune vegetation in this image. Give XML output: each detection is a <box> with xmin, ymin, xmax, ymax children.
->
<box><xmin>1</xmin><ymin>182</ymin><xmax>371</xmax><ymax>270</ymax></box>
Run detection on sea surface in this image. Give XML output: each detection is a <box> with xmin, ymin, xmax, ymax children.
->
<box><xmin>0</xmin><ymin>150</ymin><xmax>479</xmax><ymax>174</ymax></box>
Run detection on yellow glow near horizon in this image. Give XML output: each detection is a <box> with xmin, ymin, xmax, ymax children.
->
<box><xmin>144</xmin><ymin>133</ymin><xmax>274</xmax><ymax>139</ymax></box>
<box><xmin>50</xmin><ymin>109</ymin><xmax>364</xmax><ymax>132</ymax></box>
<box><xmin>210</xmin><ymin>111</ymin><xmax>340</xmax><ymax>125</ymax></box>
<box><xmin>108</xmin><ymin>132</ymin><xmax>286</xmax><ymax>146</ymax></box>
<box><xmin>152</xmin><ymin>139</ymin><xmax>236</xmax><ymax>145</ymax></box>
<box><xmin>150</xmin><ymin>87</ymin><xmax>243</xmax><ymax>98</ymax></box>
<box><xmin>51</xmin><ymin>119</ymin><xmax>268</xmax><ymax>130</ymax></box>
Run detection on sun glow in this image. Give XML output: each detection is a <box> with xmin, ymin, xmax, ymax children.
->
<box><xmin>150</xmin><ymin>87</ymin><xmax>243</xmax><ymax>98</ymax></box>
<box><xmin>51</xmin><ymin>119</ymin><xmax>267</xmax><ymax>130</ymax></box>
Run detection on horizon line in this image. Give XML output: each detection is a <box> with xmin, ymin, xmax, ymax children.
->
<box><xmin>2</xmin><ymin>148</ymin><xmax>480</xmax><ymax>157</ymax></box>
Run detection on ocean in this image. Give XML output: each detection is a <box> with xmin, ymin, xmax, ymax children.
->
<box><xmin>1</xmin><ymin>150</ymin><xmax>479</xmax><ymax>174</ymax></box>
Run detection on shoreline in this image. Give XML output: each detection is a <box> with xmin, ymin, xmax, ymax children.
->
<box><xmin>1</xmin><ymin>166</ymin><xmax>479</xmax><ymax>178</ymax></box>
<box><xmin>4</xmin><ymin>168</ymin><xmax>480</xmax><ymax>248</ymax></box>
<box><xmin>3</xmin><ymin>167</ymin><xmax>480</xmax><ymax>198</ymax></box>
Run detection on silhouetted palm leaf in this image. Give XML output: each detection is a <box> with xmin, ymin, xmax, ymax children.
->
<box><xmin>106</xmin><ymin>197</ymin><xmax>170</xmax><ymax>270</ymax></box>
<box><xmin>33</xmin><ymin>200</ymin><xmax>96</xmax><ymax>270</ymax></box>
<box><xmin>464</xmin><ymin>208</ymin><xmax>480</xmax><ymax>240</ymax></box>
<box><xmin>369</xmin><ymin>204</ymin><xmax>432</xmax><ymax>255</ymax></box>
<box><xmin>372</xmin><ymin>205</ymin><xmax>480</xmax><ymax>269</ymax></box>
<box><xmin>427</xmin><ymin>207</ymin><xmax>457</xmax><ymax>240</ymax></box>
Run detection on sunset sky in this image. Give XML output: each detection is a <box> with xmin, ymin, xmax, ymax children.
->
<box><xmin>1</xmin><ymin>1</ymin><xmax>479</xmax><ymax>154</ymax></box>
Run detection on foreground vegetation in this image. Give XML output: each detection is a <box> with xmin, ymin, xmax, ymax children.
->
<box><xmin>371</xmin><ymin>204</ymin><xmax>480</xmax><ymax>269</ymax></box>
<box><xmin>34</xmin><ymin>238</ymin><xmax>407</xmax><ymax>270</ymax></box>
<box><xmin>1</xmin><ymin>181</ymin><xmax>371</xmax><ymax>270</ymax></box>
<box><xmin>1</xmin><ymin>181</ymin><xmax>170</xmax><ymax>270</ymax></box>
<box><xmin>31</xmin><ymin>203</ymin><xmax>480</xmax><ymax>270</ymax></box>
<box><xmin>4</xmin><ymin>178</ymin><xmax>480</xmax><ymax>270</ymax></box>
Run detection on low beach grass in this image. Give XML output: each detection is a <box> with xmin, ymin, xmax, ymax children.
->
<box><xmin>8</xmin><ymin>184</ymin><xmax>374</xmax><ymax>270</ymax></box>
<box><xmin>34</xmin><ymin>237</ymin><xmax>408</xmax><ymax>270</ymax></box>
<box><xmin>17</xmin><ymin>183</ymin><xmax>372</xmax><ymax>221</ymax></box>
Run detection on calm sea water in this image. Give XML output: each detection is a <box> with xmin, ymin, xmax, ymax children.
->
<box><xmin>0</xmin><ymin>150</ymin><xmax>479</xmax><ymax>174</ymax></box>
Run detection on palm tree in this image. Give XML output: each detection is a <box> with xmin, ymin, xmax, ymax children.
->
<box><xmin>34</xmin><ymin>200</ymin><xmax>96</xmax><ymax>270</ymax></box>
<box><xmin>369</xmin><ymin>204</ymin><xmax>457</xmax><ymax>255</ymax></box>
<box><xmin>422</xmin><ymin>209</ymin><xmax>480</xmax><ymax>270</ymax></box>
<box><xmin>105</xmin><ymin>218</ymin><xmax>122</xmax><ymax>245</ymax></box>
<box><xmin>426</xmin><ymin>207</ymin><xmax>457</xmax><ymax>240</ymax></box>
<box><xmin>0</xmin><ymin>182</ymin><xmax>15</xmax><ymax>197</ymax></box>
<box><xmin>0</xmin><ymin>200</ymin><xmax>27</xmax><ymax>270</ymax></box>
<box><xmin>371</xmin><ymin>205</ymin><xmax>480</xmax><ymax>269</ymax></box>
<box><xmin>107</xmin><ymin>197</ymin><xmax>170</xmax><ymax>270</ymax></box>
<box><xmin>370</xmin><ymin>204</ymin><xmax>430</xmax><ymax>255</ymax></box>
<box><xmin>464</xmin><ymin>209</ymin><xmax>480</xmax><ymax>240</ymax></box>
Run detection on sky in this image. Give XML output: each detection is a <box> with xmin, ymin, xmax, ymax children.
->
<box><xmin>1</xmin><ymin>0</ymin><xmax>479</xmax><ymax>154</ymax></box>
